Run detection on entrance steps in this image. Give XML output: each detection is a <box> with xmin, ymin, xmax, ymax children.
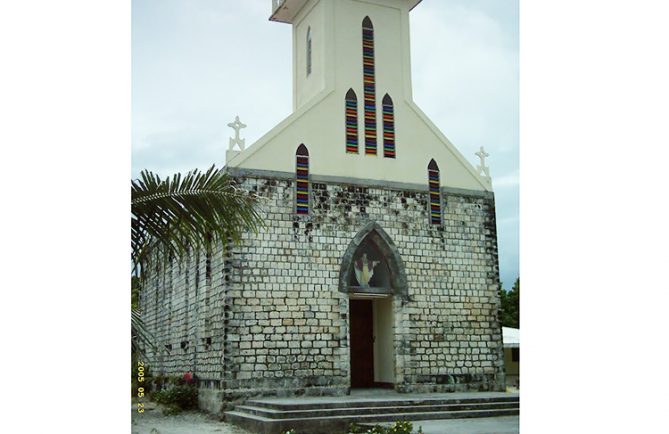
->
<box><xmin>225</xmin><ymin>391</ymin><xmax>519</xmax><ymax>434</ymax></box>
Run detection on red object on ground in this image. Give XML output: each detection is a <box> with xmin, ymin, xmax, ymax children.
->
<box><xmin>183</xmin><ymin>371</ymin><xmax>193</xmax><ymax>382</ymax></box>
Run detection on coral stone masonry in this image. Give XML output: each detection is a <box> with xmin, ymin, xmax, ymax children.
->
<box><xmin>140</xmin><ymin>172</ymin><xmax>505</xmax><ymax>413</ymax></box>
<box><xmin>139</xmin><ymin>0</ymin><xmax>507</xmax><ymax>415</ymax></box>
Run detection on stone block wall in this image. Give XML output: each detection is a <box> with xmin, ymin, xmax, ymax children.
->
<box><xmin>139</xmin><ymin>171</ymin><xmax>505</xmax><ymax>414</ymax></box>
<box><xmin>139</xmin><ymin>242</ymin><xmax>231</xmax><ymax>413</ymax></box>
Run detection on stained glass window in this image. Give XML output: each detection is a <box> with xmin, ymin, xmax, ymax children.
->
<box><xmin>362</xmin><ymin>17</ymin><xmax>376</xmax><ymax>155</ymax></box>
<box><xmin>428</xmin><ymin>159</ymin><xmax>441</xmax><ymax>224</ymax></box>
<box><xmin>296</xmin><ymin>144</ymin><xmax>310</xmax><ymax>215</ymax></box>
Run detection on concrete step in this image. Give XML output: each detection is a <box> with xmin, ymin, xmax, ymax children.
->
<box><xmin>235</xmin><ymin>401</ymin><xmax>518</xmax><ymax>419</ymax></box>
<box><xmin>246</xmin><ymin>395</ymin><xmax>519</xmax><ymax>411</ymax></box>
<box><xmin>225</xmin><ymin>407</ymin><xmax>520</xmax><ymax>434</ymax></box>
<box><xmin>226</xmin><ymin>393</ymin><xmax>520</xmax><ymax>434</ymax></box>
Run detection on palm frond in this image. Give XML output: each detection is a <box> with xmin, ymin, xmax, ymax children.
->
<box><xmin>131</xmin><ymin>165</ymin><xmax>264</xmax><ymax>269</ymax></box>
<box><xmin>131</xmin><ymin>309</ymin><xmax>157</xmax><ymax>361</ymax></box>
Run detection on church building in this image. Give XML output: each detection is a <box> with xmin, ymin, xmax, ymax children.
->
<box><xmin>140</xmin><ymin>0</ymin><xmax>506</xmax><ymax>415</ymax></box>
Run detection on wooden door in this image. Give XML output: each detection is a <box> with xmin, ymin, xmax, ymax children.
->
<box><xmin>350</xmin><ymin>299</ymin><xmax>374</xmax><ymax>388</ymax></box>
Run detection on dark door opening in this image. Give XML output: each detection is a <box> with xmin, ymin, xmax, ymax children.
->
<box><xmin>349</xmin><ymin>299</ymin><xmax>374</xmax><ymax>388</ymax></box>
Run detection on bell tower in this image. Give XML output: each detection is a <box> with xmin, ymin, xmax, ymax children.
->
<box><xmin>227</xmin><ymin>0</ymin><xmax>489</xmax><ymax>193</ymax></box>
<box><xmin>270</xmin><ymin>0</ymin><xmax>422</xmax><ymax>111</ymax></box>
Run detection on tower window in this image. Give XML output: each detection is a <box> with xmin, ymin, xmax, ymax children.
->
<box><xmin>296</xmin><ymin>144</ymin><xmax>310</xmax><ymax>215</ymax></box>
<box><xmin>382</xmin><ymin>94</ymin><xmax>395</xmax><ymax>158</ymax></box>
<box><xmin>345</xmin><ymin>89</ymin><xmax>359</xmax><ymax>154</ymax></box>
<box><xmin>306</xmin><ymin>27</ymin><xmax>312</xmax><ymax>76</ymax></box>
<box><xmin>428</xmin><ymin>159</ymin><xmax>441</xmax><ymax>225</ymax></box>
<box><xmin>362</xmin><ymin>16</ymin><xmax>376</xmax><ymax>155</ymax></box>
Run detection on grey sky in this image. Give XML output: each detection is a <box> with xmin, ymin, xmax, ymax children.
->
<box><xmin>132</xmin><ymin>0</ymin><xmax>519</xmax><ymax>289</ymax></box>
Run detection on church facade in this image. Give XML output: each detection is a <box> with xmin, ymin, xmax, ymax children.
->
<box><xmin>140</xmin><ymin>0</ymin><xmax>506</xmax><ymax>414</ymax></box>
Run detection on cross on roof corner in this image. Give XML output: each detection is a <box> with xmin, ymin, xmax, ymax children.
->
<box><xmin>227</xmin><ymin>115</ymin><xmax>247</xmax><ymax>151</ymax></box>
<box><xmin>475</xmin><ymin>146</ymin><xmax>491</xmax><ymax>179</ymax></box>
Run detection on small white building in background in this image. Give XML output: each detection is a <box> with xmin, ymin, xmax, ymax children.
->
<box><xmin>503</xmin><ymin>327</ymin><xmax>520</xmax><ymax>388</ymax></box>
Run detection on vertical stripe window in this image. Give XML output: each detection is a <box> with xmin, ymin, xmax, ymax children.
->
<box><xmin>345</xmin><ymin>89</ymin><xmax>359</xmax><ymax>153</ymax></box>
<box><xmin>428</xmin><ymin>159</ymin><xmax>441</xmax><ymax>224</ymax></box>
<box><xmin>296</xmin><ymin>144</ymin><xmax>310</xmax><ymax>215</ymax></box>
<box><xmin>362</xmin><ymin>16</ymin><xmax>376</xmax><ymax>155</ymax></box>
<box><xmin>382</xmin><ymin>94</ymin><xmax>395</xmax><ymax>158</ymax></box>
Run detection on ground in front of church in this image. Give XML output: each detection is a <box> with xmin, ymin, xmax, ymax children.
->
<box><xmin>131</xmin><ymin>400</ymin><xmax>519</xmax><ymax>434</ymax></box>
<box><xmin>374</xmin><ymin>416</ymin><xmax>519</xmax><ymax>434</ymax></box>
<box><xmin>131</xmin><ymin>401</ymin><xmax>252</xmax><ymax>434</ymax></box>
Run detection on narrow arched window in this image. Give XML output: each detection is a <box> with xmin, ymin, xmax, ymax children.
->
<box><xmin>362</xmin><ymin>16</ymin><xmax>376</xmax><ymax>155</ymax></box>
<box><xmin>345</xmin><ymin>89</ymin><xmax>359</xmax><ymax>153</ymax></box>
<box><xmin>428</xmin><ymin>159</ymin><xmax>441</xmax><ymax>225</ymax></box>
<box><xmin>382</xmin><ymin>94</ymin><xmax>395</xmax><ymax>158</ymax></box>
<box><xmin>296</xmin><ymin>144</ymin><xmax>310</xmax><ymax>215</ymax></box>
<box><xmin>306</xmin><ymin>27</ymin><xmax>312</xmax><ymax>76</ymax></box>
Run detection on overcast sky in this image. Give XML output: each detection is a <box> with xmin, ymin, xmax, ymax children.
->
<box><xmin>132</xmin><ymin>0</ymin><xmax>519</xmax><ymax>289</ymax></box>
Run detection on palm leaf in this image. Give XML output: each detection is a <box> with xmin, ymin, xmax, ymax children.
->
<box><xmin>131</xmin><ymin>165</ymin><xmax>264</xmax><ymax>270</ymax></box>
<box><xmin>131</xmin><ymin>309</ymin><xmax>157</xmax><ymax>360</ymax></box>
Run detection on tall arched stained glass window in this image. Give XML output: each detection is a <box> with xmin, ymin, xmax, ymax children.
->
<box><xmin>296</xmin><ymin>144</ymin><xmax>310</xmax><ymax>215</ymax></box>
<box><xmin>382</xmin><ymin>94</ymin><xmax>395</xmax><ymax>158</ymax></box>
<box><xmin>306</xmin><ymin>27</ymin><xmax>312</xmax><ymax>76</ymax></box>
<box><xmin>428</xmin><ymin>159</ymin><xmax>441</xmax><ymax>224</ymax></box>
<box><xmin>345</xmin><ymin>89</ymin><xmax>359</xmax><ymax>153</ymax></box>
<box><xmin>362</xmin><ymin>16</ymin><xmax>376</xmax><ymax>155</ymax></box>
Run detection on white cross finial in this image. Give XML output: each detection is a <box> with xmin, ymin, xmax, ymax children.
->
<box><xmin>227</xmin><ymin>115</ymin><xmax>247</xmax><ymax>151</ymax></box>
<box><xmin>475</xmin><ymin>146</ymin><xmax>491</xmax><ymax>179</ymax></box>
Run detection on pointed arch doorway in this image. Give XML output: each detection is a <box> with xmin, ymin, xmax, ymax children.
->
<box><xmin>340</xmin><ymin>222</ymin><xmax>407</xmax><ymax>389</ymax></box>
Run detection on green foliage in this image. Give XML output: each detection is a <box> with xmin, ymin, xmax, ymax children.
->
<box><xmin>131</xmin><ymin>373</ymin><xmax>175</xmax><ymax>398</ymax></box>
<box><xmin>150</xmin><ymin>374</ymin><xmax>170</xmax><ymax>392</ymax></box>
<box><xmin>499</xmin><ymin>277</ymin><xmax>520</xmax><ymax>328</ymax></box>
<box><xmin>282</xmin><ymin>421</ymin><xmax>423</xmax><ymax>434</ymax></box>
<box><xmin>383</xmin><ymin>421</ymin><xmax>414</xmax><ymax>434</ymax></box>
<box><xmin>347</xmin><ymin>421</ymin><xmax>422</xmax><ymax>434</ymax></box>
<box><xmin>145</xmin><ymin>374</ymin><xmax>182</xmax><ymax>398</ymax></box>
<box><xmin>131</xmin><ymin>276</ymin><xmax>140</xmax><ymax>311</ymax></box>
<box><xmin>131</xmin><ymin>309</ymin><xmax>157</xmax><ymax>359</ymax></box>
<box><xmin>151</xmin><ymin>383</ymin><xmax>198</xmax><ymax>413</ymax></box>
<box><xmin>131</xmin><ymin>165</ymin><xmax>264</xmax><ymax>272</ymax></box>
